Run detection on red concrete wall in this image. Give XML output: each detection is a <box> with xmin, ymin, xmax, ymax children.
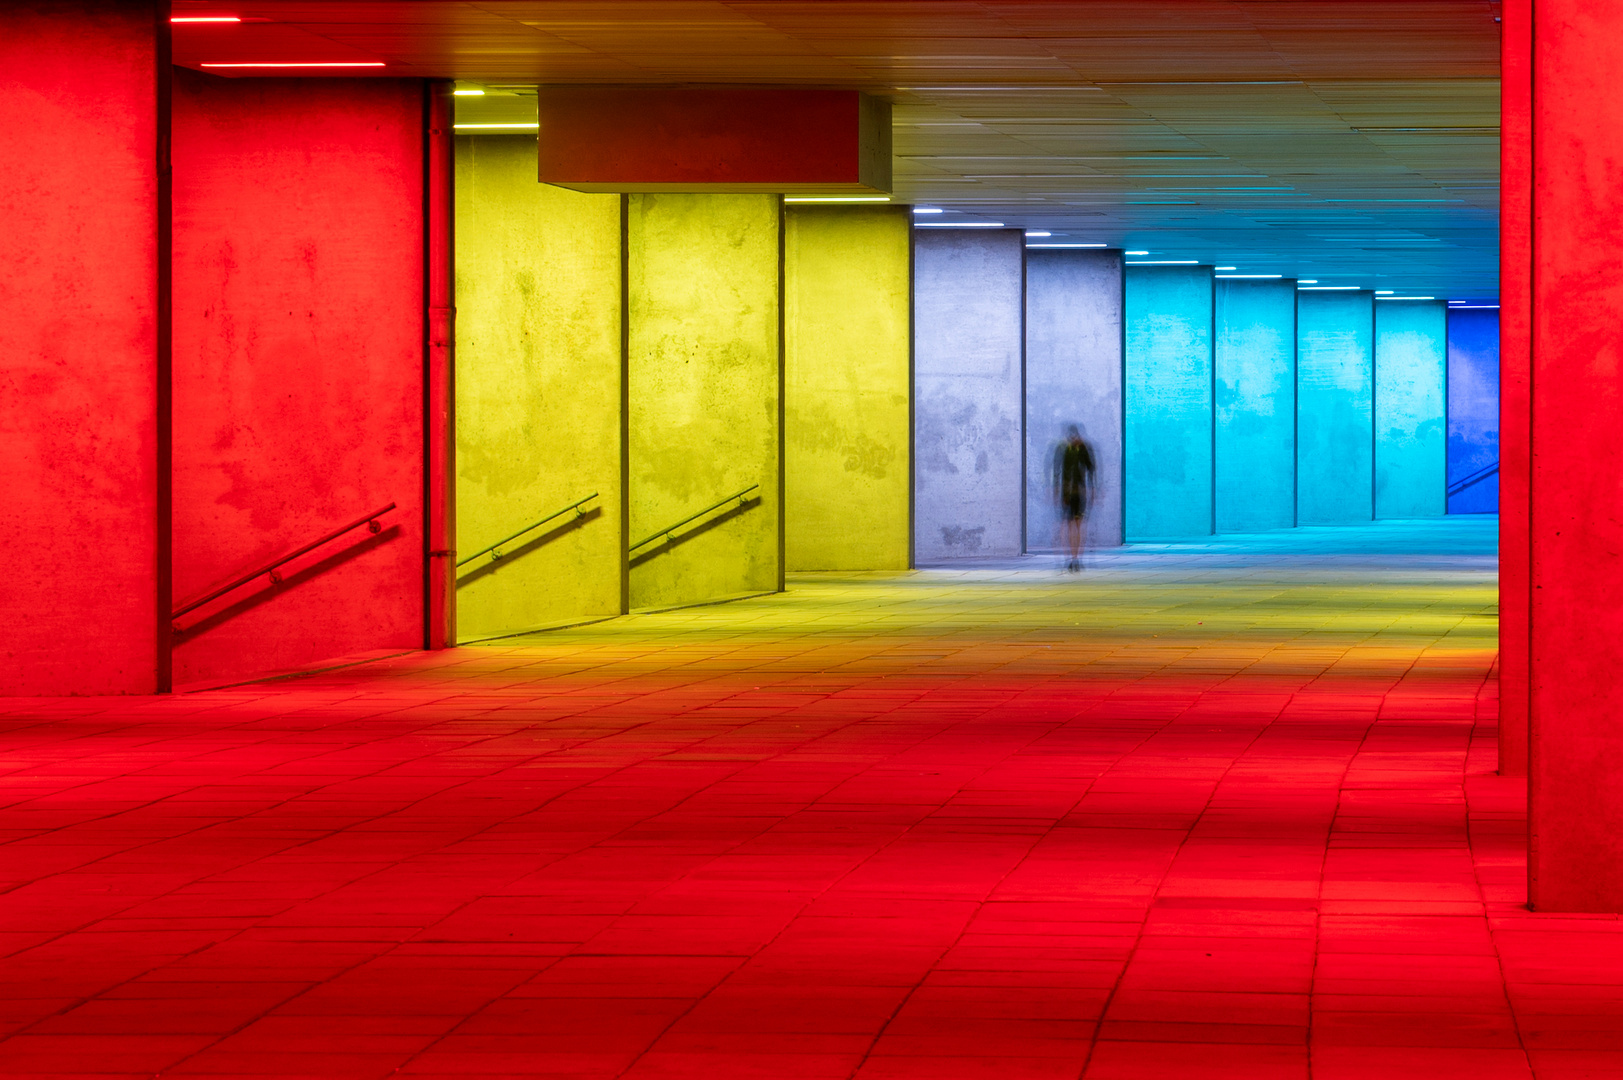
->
<box><xmin>170</xmin><ymin>71</ymin><xmax>425</xmax><ymax>686</ymax></box>
<box><xmin>0</xmin><ymin>2</ymin><xmax>163</xmax><ymax>695</ymax></box>
<box><xmin>1500</xmin><ymin>0</ymin><xmax>1531</xmax><ymax>779</ymax></box>
<box><xmin>1528</xmin><ymin>0</ymin><xmax>1623</xmax><ymax>911</ymax></box>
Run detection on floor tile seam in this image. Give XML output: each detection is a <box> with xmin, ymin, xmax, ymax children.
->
<box><xmin>1465</xmin><ymin>706</ymin><xmax>1536</xmax><ymax>1073</ymax></box>
<box><xmin>844</xmin><ymin>778</ymin><xmax>1101</xmax><ymax>1080</ymax></box>
<box><xmin>1</xmin><ymin>731</ymin><xmax>658</xmax><ymax>963</ymax></box>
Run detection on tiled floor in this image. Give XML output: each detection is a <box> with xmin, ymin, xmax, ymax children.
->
<box><xmin>3</xmin><ymin>519</ymin><xmax>1619</xmax><ymax>1079</ymax></box>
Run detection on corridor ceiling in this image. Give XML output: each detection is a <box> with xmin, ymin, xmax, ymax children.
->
<box><xmin>171</xmin><ymin>1</ymin><xmax>1503</xmax><ymax>297</ymax></box>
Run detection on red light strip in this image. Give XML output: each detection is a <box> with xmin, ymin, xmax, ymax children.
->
<box><xmin>171</xmin><ymin>15</ymin><xmax>242</xmax><ymax>21</ymax></box>
<box><xmin>200</xmin><ymin>62</ymin><xmax>386</xmax><ymax>68</ymax></box>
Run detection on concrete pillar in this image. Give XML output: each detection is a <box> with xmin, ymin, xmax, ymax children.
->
<box><xmin>785</xmin><ymin>206</ymin><xmax>912</xmax><ymax>571</ymax></box>
<box><xmin>169</xmin><ymin>74</ymin><xmax>427</xmax><ymax>687</ymax></box>
<box><xmin>628</xmin><ymin>194</ymin><xmax>782</xmax><ymax>609</ymax></box>
<box><xmin>1527</xmin><ymin>0</ymin><xmax>1623</xmax><ymax>911</ymax></box>
<box><xmin>1296</xmin><ymin>291</ymin><xmax>1375</xmax><ymax>525</ymax></box>
<box><xmin>454</xmin><ymin>137</ymin><xmax>625</xmax><ymax>639</ymax></box>
<box><xmin>913</xmin><ymin>229</ymin><xmax>1026</xmax><ymax>561</ymax></box>
<box><xmin>1</xmin><ymin>2</ymin><xmax>164</xmax><ymax>695</ymax></box>
<box><xmin>1215</xmin><ymin>279</ymin><xmax>1296</xmax><ymax>533</ymax></box>
<box><xmin>1375</xmin><ymin>300</ymin><xmax>1448</xmax><ymax>519</ymax></box>
<box><xmin>1500</xmin><ymin>0</ymin><xmax>1532</xmax><ymax>778</ymax></box>
<box><xmin>1125</xmin><ymin>265</ymin><xmax>1215</xmax><ymax>540</ymax></box>
<box><xmin>1445</xmin><ymin>308</ymin><xmax>1501</xmax><ymax>515</ymax></box>
<box><xmin>1024</xmin><ymin>249</ymin><xmax>1125</xmax><ymax>552</ymax></box>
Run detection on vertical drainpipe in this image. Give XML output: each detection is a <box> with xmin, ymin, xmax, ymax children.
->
<box><xmin>424</xmin><ymin>80</ymin><xmax>456</xmax><ymax>649</ymax></box>
<box><xmin>619</xmin><ymin>194</ymin><xmax>631</xmax><ymax>614</ymax></box>
<box><xmin>155</xmin><ymin>0</ymin><xmax>173</xmax><ymax>691</ymax></box>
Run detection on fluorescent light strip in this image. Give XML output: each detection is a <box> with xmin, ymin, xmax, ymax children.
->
<box><xmin>1450</xmin><ymin>305</ymin><xmax>1501</xmax><ymax>309</ymax></box>
<box><xmin>201</xmin><ymin>61</ymin><xmax>385</xmax><ymax>67</ymax></box>
<box><xmin>1025</xmin><ymin>231</ymin><xmax>1051</xmax><ymax>237</ymax></box>
<box><xmin>915</xmin><ymin>222</ymin><xmax>1005</xmax><ymax>228</ymax></box>
<box><xmin>1127</xmin><ymin>260</ymin><xmax>1199</xmax><ymax>265</ymax></box>
<box><xmin>171</xmin><ymin>15</ymin><xmax>242</xmax><ymax>22</ymax></box>
<box><xmin>1027</xmin><ymin>243</ymin><xmax>1107</xmax><ymax>248</ymax></box>
<box><xmin>1377</xmin><ymin>296</ymin><xmax>1436</xmax><ymax>301</ymax></box>
<box><xmin>1125</xmin><ymin>250</ymin><xmax>1150</xmax><ymax>255</ymax></box>
<box><xmin>452</xmin><ymin>90</ymin><xmax>485</xmax><ymax>97</ymax></box>
<box><xmin>784</xmin><ymin>196</ymin><xmax>890</xmax><ymax>203</ymax></box>
<box><xmin>453</xmin><ymin>123</ymin><xmax>539</xmax><ymax>130</ymax></box>
<box><xmin>912</xmin><ymin>208</ymin><xmax>944</xmax><ymax>214</ymax></box>
<box><xmin>1216</xmin><ymin>266</ymin><xmax>1237</xmax><ymax>271</ymax></box>
<box><xmin>1216</xmin><ymin>274</ymin><xmax>1282</xmax><ymax>279</ymax></box>
<box><xmin>1299</xmin><ymin>285</ymin><xmax>1360</xmax><ymax>290</ymax></box>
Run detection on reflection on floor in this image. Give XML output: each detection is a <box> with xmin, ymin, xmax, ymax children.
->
<box><xmin>3</xmin><ymin>517</ymin><xmax>1618</xmax><ymax>1078</ymax></box>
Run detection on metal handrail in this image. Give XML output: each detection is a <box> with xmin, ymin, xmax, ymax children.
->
<box><xmin>1447</xmin><ymin>461</ymin><xmax>1499</xmax><ymax>498</ymax></box>
<box><xmin>630</xmin><ymin>485</ymin><xmax>759</xmax><ymax>552</ymax></box>
<box><xmin>171</xmin><ymin>502</ymin><xmax>397</xmax><ymax>620</ymax></box>
<box><xmin>457</xmin><ymin>493</ymin><xmax>600</xmax><ymax>568</ymax></box>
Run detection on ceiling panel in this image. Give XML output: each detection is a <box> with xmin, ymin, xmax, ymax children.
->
<box><xmin>170</xmin><ymin>0</ymin><xmax>1503</xmax><ymax>296</ymax></box>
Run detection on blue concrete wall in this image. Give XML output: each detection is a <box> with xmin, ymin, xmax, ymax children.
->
<box><xmin>1125</xmin><ymin>265</ymin><xmax>1214</xmax><ymax>539</ymax></box>
<box><xmin>913</xmin><ymin>229</ymin><xmax>1025</xmax><ymax>560</ymax></box>
<box><xmin>1447</xmin><ymin>308</ymin><xmax>1500</xmax><ymax>514</ymax></box>
<box><xmin>1297</xmin><ymin>291</ymin><xmax>1375</xmax><ymax>525</ymax></box>
<box><xmin>1025</xmin><ymin>249</ymin><xmax>1124</xmax><ymax>551</ymax></box>
<box><xmin>1215</xmin><ymin>279</ymin><xmax>1295</xmax><ymax>533</ymax></box>
<box><xmin>1374</xmin><ymin>300</ymin><xmax>1447</xmax><ymax>519</ymax></box>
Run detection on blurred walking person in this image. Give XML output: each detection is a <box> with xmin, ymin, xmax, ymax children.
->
<box><xmin>1053</xmin><ymin>425</ymin><xmax>1097</xmax><ymax>572</ymax></box>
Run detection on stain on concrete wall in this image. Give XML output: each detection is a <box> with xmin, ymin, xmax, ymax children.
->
<box><xmin>454</xmin><ymin>137</ymin><xmax>623</xmax><ymax>639</ymax></box>
<box><xmin>1025</xmin><ymin>249</ymin><xmax>1124</xmax><ymax>551</ymax></box>
<box><xmin>913</xmin><ymin>229</ymin><xmax>1025</xmax><ymax>561</ymax></box>
<box><xmin>785</xmin><ymin>206</ymin><xmax>911</xmax><ymax>570</ymax></box>
<box><xmin>629</xmin><ymin>194</ymin><xmax>781</xmax><ymax>608</ymax></box>
<box><xmin>1126</xmin><ymin>265</ymin><xmax>1214</xmax><ymax>539</ymax></box>
<box><xmin>1375</xmin><ymin>300</ymin><xmax>1447</xmax><ymax>519</ymax></box>
<box><xmin>1297</xmin><ymin>290</ymin><xmax>1375</xmax><ymax>525</ymax></box>
<box><xmin>1216</xmin><ymin>278</ymin><xmax>1296</xmax><ymax>533</ymax></box>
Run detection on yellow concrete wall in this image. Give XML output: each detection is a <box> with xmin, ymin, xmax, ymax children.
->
<box><xmin>454</xmin><ymin>136</ymin><xmax>623</xmax><ymax>639</ymax></box>
<box><xmin>628</xmin><ymin>194</ymin><xmax>781</xmax><ymax>609</ymax></box>
<box><xmin>784</xmin><ymin>206</ymin><xmax>912</xmax><ymax>570</ymax></box>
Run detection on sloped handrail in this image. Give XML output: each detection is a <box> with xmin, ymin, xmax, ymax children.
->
<box><xmin>171</xmin><ymin>502</ymin><xmax>397</xmax><ymax>621</ymax></box>
<box><xmin>1447</xmin><ymin>461</ymin><xmax>1499</xmax><ymax>498</ymax></box>
<box><xmin>457</xmin><ymin>493</ymin><xmax>600</xmax><ymax>568</ymax></box>
<box><xmin>630</xmin><ymin>485</ymin><xmax>759</xmax><ymax>552</ymax></box>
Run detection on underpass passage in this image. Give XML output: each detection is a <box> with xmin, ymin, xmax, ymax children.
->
<box><xmin>3</xmin><ymin>518</ymin><xmax>1608</xmax><ymax>1079</ymax></box>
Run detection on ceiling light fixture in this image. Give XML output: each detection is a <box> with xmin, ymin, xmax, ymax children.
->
<box><xmin>171</xmin><ymin>15</ymin><xmax>242</xmax><ymax>22</ymax></box>
<box><xmin>452</xmin><ymin>123</ymin><xmax>539</xmax><ymax>130</ymax></box>
<box><xmin>912</xmin><ymin>208</ymin><xmax>944</xmax><ymax>214</ymax></box>
<box><xmin>201</xmin><ymin>61</ymin><xmax>385</xmax><ymax>68</ymax></box>
<box><xmin>1027</xmin><ymin>243</ymin><xmax>1107</xmax><ymax>249</ymax></box>
<box><xmin>1127</xmin><ymin>260</ymin><xmax>1199</xmax><ymax>265</ymax></box>
<box><xmin>784</xmin><ymin>196</ymin><xmax>891</xmax><ymax>203</ymax></box>
<box><xmin>453</xmin><ymin>89</ymin><xmax>485</xmax><ymax>97</ymax></box>
<box><xmin>1376</xmin><ymin>290</ymin><xmax>1395</xmax><ymax>295</ymax></box>
<box><xmin>915</xmin><ymin>222</ymin><xmax>1006</xmax><ymax>228</ymax></box>
<box><xmin>1377</xmin><ymin>296</ymin><xmax>1436</xmax><ymax>301</ymax></box>
<box><xmin>1125</xmin><ymin>250</ymin><xmax>1150</xmax><ymax>255</ymax></box>
<box><xmin>1450</xmin><ymin>305</ymin><xmax>1501</xmax><ymax>309</ymax></box>
<box><xmin>1299</xmin><ymin>279</ymin><xmax>1319</xmax><ymax>284</ymax></box>
<box><xmin>1025</xmin><ymin>231</ymin><xmax>1052</xmax><ymax>237</ymax></box>
<box><xmin>1216</xmin><ymin>266</ymin><xmax>1238</xmax><ymax>271</ymax></box>
<box><xmin>1216</xmin><ymin>274</ymin><xmax>1283</xmax><ymax>279</ymax></box>
<box><xmin>1299</xmin><ymin>285</ymin><xmax>1361</xmax><ymax>290</ymax></box>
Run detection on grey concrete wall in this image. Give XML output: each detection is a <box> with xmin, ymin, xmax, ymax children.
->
<box><xmin>1024</xmin><ymin>249</ymin><xmax>1124</xmax><ymax>551</ymax></box>
<box><xmin>913</xmin><ymin>229</ymin><xmax>1026</xmax><ymax>561</ymax></box>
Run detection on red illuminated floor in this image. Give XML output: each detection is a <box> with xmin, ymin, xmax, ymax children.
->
<box><xmin>1</xmin><ymin>553</ymin><xmax>1619</xmax><ymax>1078</ymax></box>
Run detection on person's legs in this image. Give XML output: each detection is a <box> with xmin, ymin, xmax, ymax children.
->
<box><xmin>1065</xmin><ymin>515</ymin><xmax>1082</xmax><ymax>571</ymax></box>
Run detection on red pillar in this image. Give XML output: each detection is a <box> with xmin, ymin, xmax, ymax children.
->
<box><xmin>0</xmin><ymin>1</ymin><xmax>167</xmax><ymax>695</ymax></box>
<box><xmin>1527</xmin><ymin>0</ymin><xmax>1623</xmax><ymax>911</ymax></box>
<box><xmin>1500</xmin><ymin>1</ymin><xmax>1531</xmax><ymax>778</ymax></box>
<box><xmin>425</xmin><ymin>81</ymin><xmax>457</xmax><ymax>649</ymax></box>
